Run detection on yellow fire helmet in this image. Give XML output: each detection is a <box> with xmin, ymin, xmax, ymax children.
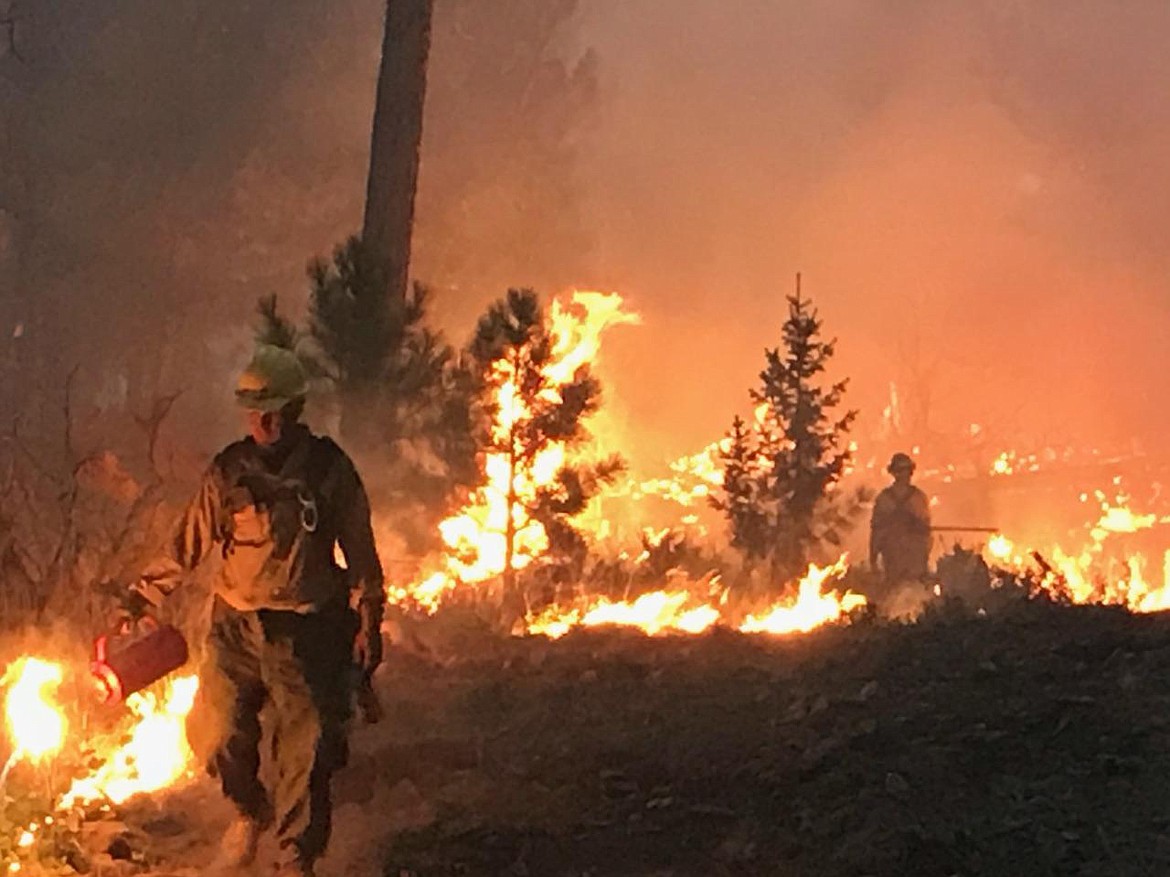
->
<box><xmin>235</xmin><ymin>344</ymin><xmax>308</xmax><ymax>413</ymax></box>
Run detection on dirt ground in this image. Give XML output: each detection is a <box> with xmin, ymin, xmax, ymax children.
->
<box><xmin>87</xmin><ymin>599</ymin><xmax>1170</xmax><ymax>876</ymax></box>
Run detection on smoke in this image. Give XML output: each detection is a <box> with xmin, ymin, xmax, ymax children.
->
<box><xmin>575</xmin><ymin>0</ymin><xmax>1170</xmax><ymax>470</ymax></box>
<box><xmin>3</xmin><ymin>0</ymin><xmax>1168</xmax><ymax>475</ymax></box>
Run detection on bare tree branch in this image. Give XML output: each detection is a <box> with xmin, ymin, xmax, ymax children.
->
<box><xmin>0</xmin><ymin>1</ymin><xmax>23</xmax><ymax>63</ymax></box>
<box><xmin>133</xmin><ymin>390</ymin><xmax>181</xmax><ymax>476</ymax></box>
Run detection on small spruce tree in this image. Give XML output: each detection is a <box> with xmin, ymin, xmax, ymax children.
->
<box><xmin>713</xmin><ymin>276</ymin><xmax>859</xmax><ymax>585</ymax></box>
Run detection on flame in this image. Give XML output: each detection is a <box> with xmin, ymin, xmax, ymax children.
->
<box><xmin>1</xmin><ymin>660</ymin><xmax>198</xmax><ymax>872</ymax></box>
<box><xmin>391</xmin><ymin>290</ymin><xmax>639</xmax><ymax>613</ymax></box>
<box><xmin>60</xmin><ymin>674</ymin><xmax>199</xmax><ymax>808</ymax></box>
<box><xmin>991</xmin><ymin>452</ymin><xmax>1013</xmax><ymax>476</ymax></box>
<box><xmin>630</xmin><ymin>440</ymin><xmax>727</xmax><ymax>507</ymax></box>
<box><xmin>3</xmin><ymin>658</ymin><xmax>67</xmax><ymax>763</ymax></box>
<box><xmin>527</xmin><ymin>557</ymin><xmax>864</xmax><ymax>638</ymax></box>
<box><xmin>987</xmin><ymin>533</ymin><xmax>1014</xmax><ymax>562</ymax></box>
<box><xmin>975</xmin><ymin>474</ymin><xmax>1170</xmax><ymax>612</ymax></box>
<box><xmin>739</xmin><ymin>558</ymin><xmax>866</xmax><ymax>635</ymax></box>
<box><xmin>1091</xmin><ymin>505</ymin><xmax>1156</xmax><ymax>538</ymax></box>
<box><xmin>528</xmin><ymin>590</ymin><xmax>722</xmax><ymax>638</ymax></box>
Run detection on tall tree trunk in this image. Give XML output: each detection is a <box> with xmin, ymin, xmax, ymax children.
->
<box><xmin>342</xmin><ymin>0</ymin><xmax>432</xmax><ymax>455</ymax></box>
<box><xmin>361</xmin><ymin>0</ymin><xmax>433</xmax><ymax>304</ymax></box>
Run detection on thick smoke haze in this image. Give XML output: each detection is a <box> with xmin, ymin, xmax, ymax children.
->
<box><xmin>3</xmin><ymin>1</ymin><xmax>1170</xmax><ymax>475</ymax></box>
<box><xmin>577</xmin><ymin>1</ymin><xmax>1170</xmax><ymax>470</ymax></box>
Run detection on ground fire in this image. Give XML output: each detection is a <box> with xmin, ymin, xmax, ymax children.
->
<box><xmin>1</xmin><ymin>657</ymin><xmax>197</xmax><ymax>871</ymax></box>
<box><xmin>7</xmin><ymin>285</ymin><xmax>1170</xmax><ymax>875</ymax></box>
<box><xmin>10</xmin><ymin>2</ymin><xmax>1170</xmax><ymax>874</ymax></box>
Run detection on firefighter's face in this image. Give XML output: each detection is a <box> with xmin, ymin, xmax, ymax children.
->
<box><xmin>245</xmin><ymin>408</ymin><xmax>284</xmax><ymax>446</ymax></box>
<box><xmin>891</xmin><ymin>463</ymin><xmax>914</xmax><ymax>484</ymax></box>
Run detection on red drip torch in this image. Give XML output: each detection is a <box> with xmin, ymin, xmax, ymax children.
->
<box><xmin>91</xmin><ymin>618</ymin><xmax>190</xmax><ymax>704</ymax></box>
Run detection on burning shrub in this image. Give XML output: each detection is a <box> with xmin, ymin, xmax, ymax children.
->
<box><xmin>384</xmin><ymin>289</ymin><xmax>639</xmax><ymax>624</ymax></box>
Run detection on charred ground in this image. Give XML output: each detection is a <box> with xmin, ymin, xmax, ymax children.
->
<box><xmin>77</xmin><ymin>598</ymin><xmax>1170</xmax><ymax>877</ymax></box>
<box><xmin>353</xmin><ymin>600</ymin><xmax>1170</xmax><ymax>877</ymax></box>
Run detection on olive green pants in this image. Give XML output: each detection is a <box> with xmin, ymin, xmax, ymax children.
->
<box><xmin>190</xmin><ymin>599</ymin><xmax>356</xmax><ymax>865</ymax></box>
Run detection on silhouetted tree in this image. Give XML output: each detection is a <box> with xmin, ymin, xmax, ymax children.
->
<box><xmin>308</xmin><ymin>238</ymin><xmax>475</xmax><ymax>524</ymax></box>
<box><xmin>718</xmin><ymin>415</ymin><xmax>769</xmax><ymax>558</ymax></box>
<box><xmin>363</xmin><ymin>0</ymin><xmax>433</xmax><ymax>304</ymax></box>
<box><xmin>714</xmin><ymin>277</ymin><xmax>860</xmax><ymax>585</ymax></box>
<box><xmin>250</xmin><ymin>238</ymin><xmax>475</xmax><ymax>552</ymax></box>
<box><xmin>254</xmin><ymin>294</ymin><xmax>299</xmax><ymax>352</ymax></box>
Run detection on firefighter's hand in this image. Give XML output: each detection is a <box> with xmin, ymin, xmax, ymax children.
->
<box><xmin>356</xmin><ymin>675</ymin><xmax>383</xmax><ymax>725</ymax></box>
<box><xmin>353</xmin><ymin>625</ymin><xmax>383</xmax><ymax>676</ymax></box>
<box><xmin>353</xmin><ymin>601</ymin><xmax>384</xmax><ymax>676</ymax></box>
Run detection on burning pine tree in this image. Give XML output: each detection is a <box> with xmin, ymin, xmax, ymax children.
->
<box><xmin>465</xmin><ymin>289</ymin><xmax>625</xmax><ymax>617</ymax></box>
<box><xmin>715</xmin><ymin>276</ymin><xmax>861</xmax><ymax>586</ymax></box>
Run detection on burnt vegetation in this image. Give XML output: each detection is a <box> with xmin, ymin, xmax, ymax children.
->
<box><xmin>365</xmin><ymin>598</ymin><xmax>1170</xmax><ymax>877</ymax></box>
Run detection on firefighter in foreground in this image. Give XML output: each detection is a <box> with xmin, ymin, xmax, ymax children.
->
<box><xmin>870</xmin><ymin>452</ymin><xmax>932</xmax><ymax>584</ymax></box>
<box><xmin>125</xmin><ymin>345</ymin><xmax>384</xmax><ymax>876</ymax></box>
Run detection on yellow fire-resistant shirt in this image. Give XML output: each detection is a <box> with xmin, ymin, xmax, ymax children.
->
<box><xmin>138</xmin><ymin>424</ymin><xmax>384</xmax><ymax>615</ymax></box>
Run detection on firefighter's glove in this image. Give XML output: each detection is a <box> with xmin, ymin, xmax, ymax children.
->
<box><xmin>109</xmin><ymin>587</ymin><xmax>154</xmax><ymax>632</ymax></box>
<box><xmin>356</xmin><ymin>675</ymin><xmax>384</xmax><ymax>725</ymax></box>
<box><xmin>353</xmin><ymin>600</ymin><xmax>384</xmax><ymax>677</ymax></box>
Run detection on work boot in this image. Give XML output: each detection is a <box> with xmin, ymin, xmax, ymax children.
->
<box><xmin>215</xmin><ymin>815</ymin><xmax>261</xmax><ymax>868</ymax></box>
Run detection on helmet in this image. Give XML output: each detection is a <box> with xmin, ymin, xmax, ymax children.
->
<box><xmin>887</xmin><ymin>452</ymin><xmax>915</xmax><ymax>474</ymax></box>
<box><xmin>235</xmin><ymin>345</ymin><xmax>307</xmax><ymax>412</ymax></box>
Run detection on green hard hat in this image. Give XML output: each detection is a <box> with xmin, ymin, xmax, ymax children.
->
<box><xmin>235</xmin><ymin>344</ymin><xmax>308</xmax><ymax>412</ymax></box>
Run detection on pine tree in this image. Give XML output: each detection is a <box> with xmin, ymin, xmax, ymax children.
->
<box><xmin>252</xmin><ymin>295</ymin><xmax>333</xmax><ymax>390</ymax></box>
<box><xmin>714</xmin><ymin>276</ymin><xmax>859</xmax><ymax>584</ymax></box>
<box><xmin>717</xmin><ymin>415</ymin><xmax>770</xmax><ymax>559</ymax></box>
<box><xmin>469</xmin><ymin>288</ymin><xmax>622</xmax><ymax>602</ymax></box>
<box><xmin>254</xmin><ymin>294</ymin><xmax>299</xmax><ymax>351</ymax></box>
<box><xmin>252</xmin><ymin>238</ymin><xmax>476</xmax><ymax>551</ymax></box>
<box><xmin>363</xmin><ymin>0</ymin><xmax>433</xmax><ymax>304</ymax></box>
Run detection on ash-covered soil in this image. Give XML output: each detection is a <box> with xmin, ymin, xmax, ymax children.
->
<box><xmin>96</xmin><ymin>600</ymin><xmax>1170</xmax><ymax>876</ymax></box>
<box><xmin>354</xmin><ymin>602</ymin><xmax>1170</xmax><ymax>877</ymax></box>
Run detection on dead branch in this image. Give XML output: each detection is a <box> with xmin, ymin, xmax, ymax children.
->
<box><xmin>102</xmin><ymin>392</ymin><xmax>182</xmax><ymax>572</ymax></box>
<box><xmin>0</xmin><ymin>1</ymin><xmax>22</xmax><ymax>63</ymax></box>
<box><xmin>133</xmin><ymin>390</ymin><xmax>181</xmax><ymax>476</ymax></box>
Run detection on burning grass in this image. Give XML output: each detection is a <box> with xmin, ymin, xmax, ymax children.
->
<box><xmin>0</xmin><ymin>650</ymin><xmax>198</xmax><ymax>875</ymax></box>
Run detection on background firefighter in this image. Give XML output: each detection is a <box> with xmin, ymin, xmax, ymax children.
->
<box><xmin>870</xmin><ymin>452</ymin><xmax>932</xmax><ymax>584</ymax></box>
<box><xmin>124</xmin><ymin>344</ymin><xmax>385</xmax><ymax>877</ymax></box>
